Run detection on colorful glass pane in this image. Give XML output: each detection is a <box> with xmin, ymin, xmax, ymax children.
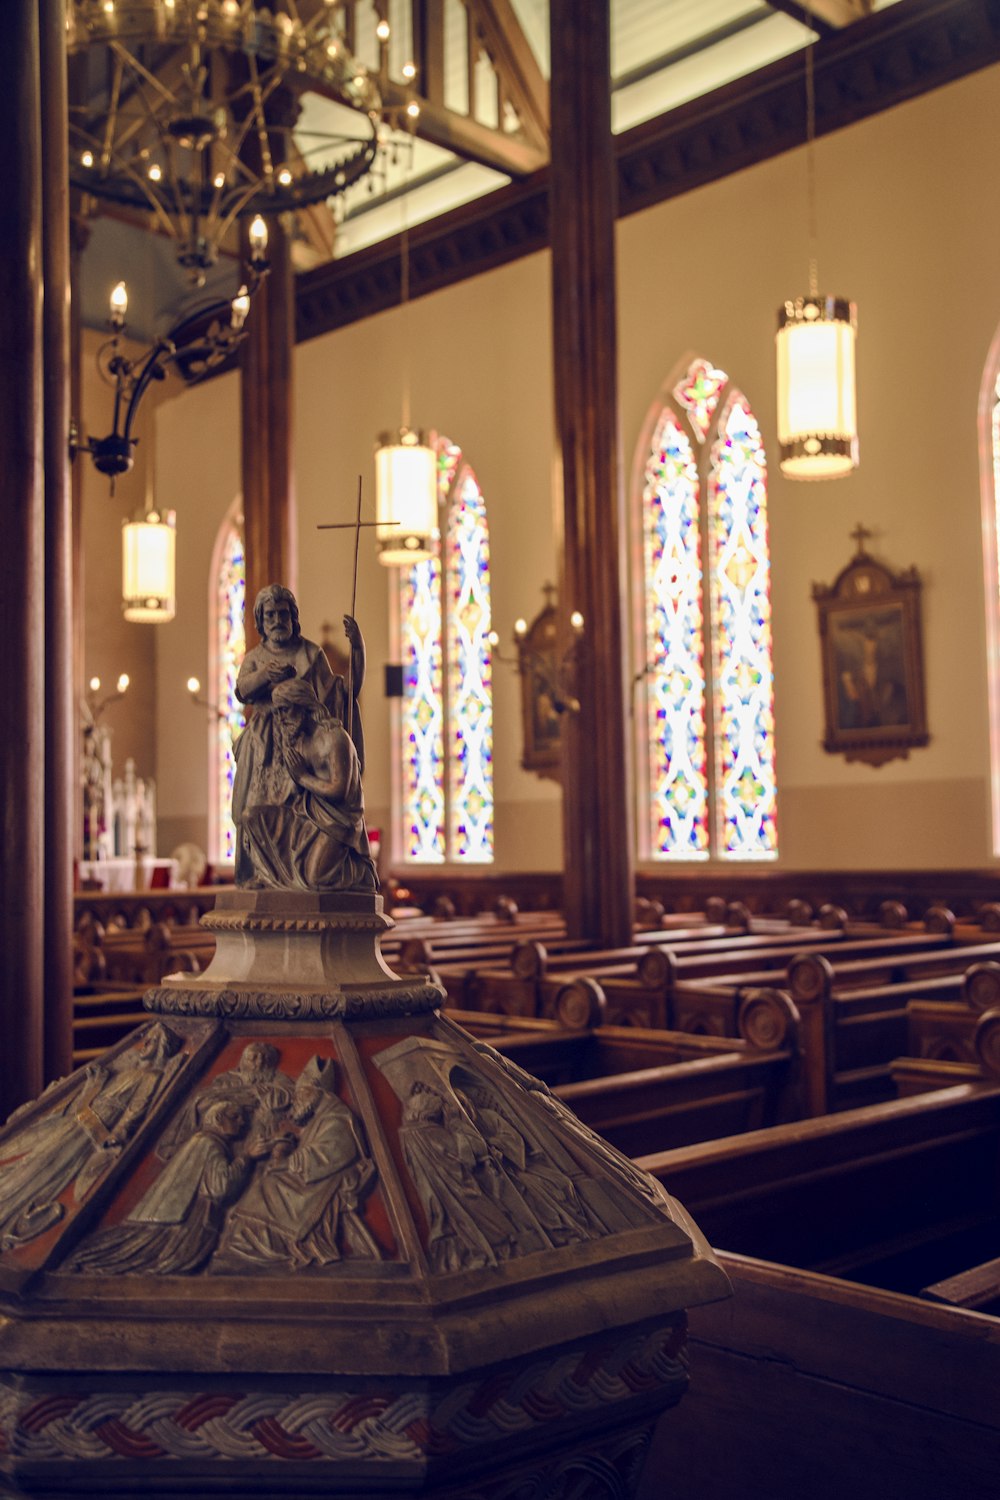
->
<box><xmin>398</xmin><ymin>435</ymin><xmax>494</xmax><ymax>865</ymax></box>
<box><xmin>707</xmin><ymin>393</ymin><xmax>778</xmax><ymax>860</ymax></box>
<box><xmin>673</xmin><ymin>357</ymin><xmax>729</xmax><ymax>442</ymax></box>
<box><xmin>643</xmin><ymin>408</ymin><xmax>709</xmax><ymax>859</ymax></box>
<box><xmin>400</xmin><ymin>551</ymin><xmax>445</xmax><ymax>862</ymax></box>
<box><xmin>446</xmin><ymin>469</ymin><xmax>494</xmax><ymax>862</ymax></box>
<box><xmin>216</xmin><ymin>525</ymin><xmax>246</xmax><ymax>864</ymax></box>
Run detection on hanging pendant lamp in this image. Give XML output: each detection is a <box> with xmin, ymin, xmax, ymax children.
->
<box><xmin>374</xmin><ymin>429</ymin><xmax>437</xmax><ymax>565</ymax></box>
<box><xmin>776</xmin><ymin>10</ymin><xmax>858</xmax><ymax>481</ymax></box>
<box><xmin>373</xmin><ymin>89</ymin><xmax>438</xmax><ymax>566</ymax></box>
<box><xmin>776</xmin><ymin>295</ymin><xmax>858</xmax><ymax>479</ymax></box>
<box><xmin>122</xmin><ymin>508</ymin><xmax>176</xmax><ymax>622</ymax></box>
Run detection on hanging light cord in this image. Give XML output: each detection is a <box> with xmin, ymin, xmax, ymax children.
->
<box><xmin>805</xmin><ymin>3</ymin><xmax>819</xmax><ymax>299</ymax></box>
<box><xmin>400</xmin><ymin>163</ymin><xmax>412</xmax><ymax>433</ymax></box>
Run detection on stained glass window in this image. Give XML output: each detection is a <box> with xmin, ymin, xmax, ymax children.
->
<box><xmin>399</xmin><ymin>436</ymin><xmax>494</xmax><ymax>864</ymax></box>
<box><xmin>639</xmin><ymin>360</ymin><xmax>777</xmax><ymax>861</ymax></box>
<box><xmin>215</xmin><ymin>521</ymin><xmax>246</xmax><ymax>864</ymax></box>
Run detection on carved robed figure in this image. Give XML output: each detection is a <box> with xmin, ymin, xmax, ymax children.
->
<box><xmin>232</xmin><ymin>585</ymin><xmax>375</xmax><ymax>891</ymax></box>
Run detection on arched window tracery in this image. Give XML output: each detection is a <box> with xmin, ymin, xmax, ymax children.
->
<box><xmin>398</xmin><ymin>436</ymin><xmax>493</xmax><ymax>864</ymax></box>
<box><xmin>637</xmin><ymin>358</ymin><xmax>777</xmax><ymax>861</ymax></box>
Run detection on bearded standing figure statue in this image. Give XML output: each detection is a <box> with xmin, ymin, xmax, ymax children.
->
<box><xmin>231</xmin><ymin>584</ymin><xmax>365</xmax><ymax>885</ymax></box>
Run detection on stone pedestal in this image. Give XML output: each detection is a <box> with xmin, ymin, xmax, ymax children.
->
<box><xmin>0</xmin><ymin>895</ymin><xmax>729</xmax><ymax>1498</ymax></box>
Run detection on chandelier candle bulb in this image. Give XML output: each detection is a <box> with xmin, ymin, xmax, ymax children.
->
<box><xmin>230</xmin><ymin>287</ymin><xmax>251</xmax><ymax>330</ymax></box>
<box><xmin>248</xmin><ymin>214</ymin><xmax>268</xmax><ymax>263</ymax></box>
<box><xmin>776</xmin><ymin>295</ymin><xmax>858</xmax><ymax>479</ymax></box>
<box><xmin>109</xmin><ymin>280</ymin><xmax>128</xmax><ymax>330</ymax></box>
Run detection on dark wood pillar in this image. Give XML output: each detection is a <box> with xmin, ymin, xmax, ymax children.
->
<box><xmin>240</xmin><ymin>212</ymin><xmax>297</xmax><ymax>615</ymax></box>
<box><xmin>41</xmin><ymin>0</ymin><xmax>75</xmax><ymax>1083</ymax></box>
<box><xmin>0</xmin><ymin>0</ymin><xmax>46</xmax><ymax>1113</ymax></box>
<box><xmin>550</xmin><ymin>0</ymin><xmax>633</xmax><ymax>945</ymax></box>
<box><xmin>69</xmin><ymin>203</ymin><xmax>90</xmax><ymax>869</ymax></box>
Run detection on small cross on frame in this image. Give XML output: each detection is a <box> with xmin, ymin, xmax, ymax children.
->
<box><xmin>316</xmin><ymin>476</ymin><xmax>398</xmax><ymax>737</ymax></box>
<box><xmin>850</xmin><ymin>521</ymin><xmax>873</xmax><ymax>557</ymax></box>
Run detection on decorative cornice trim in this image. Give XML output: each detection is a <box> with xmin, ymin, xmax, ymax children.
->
<box><xmin>144</xmin><ymin>982</ymin><xmax>443</xmax><ymax>1020</ymax></box>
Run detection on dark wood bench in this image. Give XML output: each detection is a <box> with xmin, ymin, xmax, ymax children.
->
<box><xmin>640</xmin><ymin>1250</ymin><xmax>1000</xmax><ymax>1500</ymax></box>
<box><xmin>637</xmin><ymin>1081</ymin><xmax>1000</xmax><ymax>1296</ymax></box>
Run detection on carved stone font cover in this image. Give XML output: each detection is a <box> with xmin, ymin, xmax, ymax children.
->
<box><xmin>0</xmin><ymin>590</ymin><xmax>728</xmax><ymax>1499</ymax></box>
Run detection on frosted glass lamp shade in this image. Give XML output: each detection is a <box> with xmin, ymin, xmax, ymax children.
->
<box><xmin>776</xmin><ymin>296</ymin><xmax>858</xmax><ymax>479</ymax></box>
<box><xmin>122</xmin><ymin>510</ymin><xmax>176</xmax><ymax>621</ymax></box>
<box><xmin>374</xmin><ymin>431</ymin><xmax>437</xmax><ymax>565</ymax></box>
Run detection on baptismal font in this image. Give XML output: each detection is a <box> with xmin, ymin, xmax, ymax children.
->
<box><xmin>0</xmin><ymin>586</ymin><xmax>729</xmax><ymax>1499</ymax></box>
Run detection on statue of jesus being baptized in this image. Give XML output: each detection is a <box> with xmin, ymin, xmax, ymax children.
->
<box><xmin>241</xmin><ymin>677</ymin><xmax>378</xmax><ymax>893</ymax></box>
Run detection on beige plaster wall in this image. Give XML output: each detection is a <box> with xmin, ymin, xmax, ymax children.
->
<box><xmin>152</xmin><ymin>368</ymin><xmax>241</xmax><ymax>857</ymax></box>
<box><xmin>147</xmin><ymin>61</ymin><xmax>1000</xmax><ymax>873</ymax></box>
<box><xmin>80</xmin><ymin>327</ymin><xmax>161</xmax><ymax>824</ymax></box>
<box><xmin>619</xmin><ymin>62</ymin><xmax>1000</xmax><ymax>870</ymax></box>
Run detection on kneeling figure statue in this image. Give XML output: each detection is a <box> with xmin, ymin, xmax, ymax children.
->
<box><xmin>242</xmin><ymin>675</ymin><xmax>377</xmax><ymax>892</ymax></box>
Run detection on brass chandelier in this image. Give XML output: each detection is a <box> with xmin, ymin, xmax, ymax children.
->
<box><xmin>66</xmin><ymin>0</ymin><xmax>384</xmax><ymax>284</ymax></box>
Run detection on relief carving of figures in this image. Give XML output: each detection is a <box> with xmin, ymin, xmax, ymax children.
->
<box><xmin>69</xmin><ymin>1099</ymin><xmax>263</xmax><ymax>1276</ymax></box>
<box><xmin>470</xmin><ymin>1039</ymin><xmax>669</xmax><ymax>1227</ymax></box>
<box><xmin>452</xmin><ymin>1073</ymin><xmax>591</xmax><ymax>1250</ymax></box>
<box><xmin>0</xmin><ymin>1023</ymin><xmax>183</xmax><ymax>1250</ymax></box>
<box><xmin>242</xmin><ymin>678</ymin><xmax>377</xmax><ymax>893</ymax></box>
<box><xmin>215</xmin><ymin>1057</ymin><xmax>381</xmax><ymax>1270</ymax></box>
<box><xmin>375</xmin><ymin>1035</ymin><xmax>667</xmax><ymax>1273</ymax></box>
<box><xmin>397</xmin><ymin>1082</ymin><xmax>524</xmax><ymax>1273</ymax></box>
<box><xmin>159</xmin><ymin>1041</ymin><xmax>294</xmax><ymax>1160</ymax></box>
<box><xmin>231</xmin><ymin>585</ymin><xmax>367</xmax><ymax>886</ymax></box>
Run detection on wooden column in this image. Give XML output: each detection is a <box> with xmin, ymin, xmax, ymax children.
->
<box><xmin>40</xmin><ymin>0</ymin><xmax>74</xmax><ymax>1083</ymax></box>
<box><xmin>241</xmin><ymin>213</ymin><xmax>297</xmax><ymax>614</ymax></box>
<box><xmin>0</xmin><ymin>0</ymin><xmax>46</xmax><ymax>1113</ymax></box>
<box><xmin>69</xmin><ymin>204</ymin><xmax>90</xmax><ymax>869</ymax></box>
<box><xmin>549</xmin><ymin>0</ymin><xmax>633</xmax><ymax>945</ymax></box>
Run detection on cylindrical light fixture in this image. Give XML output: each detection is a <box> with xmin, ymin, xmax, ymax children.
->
<box><xmin>776</xmin><ymin>295</ymin><xmax>858</xmax><ymax>479</ymax></box>
<box><xmin>374</xmin><ymin>429</ymin><xmax>437</xmax><ymax>565</ymax></box>
<box><xmin>122</xmin><ymin>508</ymin><xmax>176</xmax><ymax>621</ymax></box>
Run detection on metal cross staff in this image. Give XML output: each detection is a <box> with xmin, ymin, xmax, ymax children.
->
<box><xmin>316</xmin><ymin>476</ymin><xmax>397</xmax><ymax>740</ymax></box>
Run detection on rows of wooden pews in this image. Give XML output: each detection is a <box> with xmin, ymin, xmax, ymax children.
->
<box><xmin>69</xmin><ymin>884</ymin><xmax>1000</xmax><ymax>1492</ymax></box>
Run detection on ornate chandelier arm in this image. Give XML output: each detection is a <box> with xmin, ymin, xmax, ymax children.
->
<box><xmin>100</xmin><ymin>51</ymin><xmax>126</xmax><ymax>171</ymax></box>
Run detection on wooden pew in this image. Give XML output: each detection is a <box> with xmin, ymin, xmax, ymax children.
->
<box><xmin>456</xmin><ymin>990</ymin><xmax>802</xmax><ymax>1154</ymax></box>
<box><xmin>71</xmin><ymin>983</ymin><xmax>150</xmax><ymax>1063</ymax></box>
<box><xmin>891</xmin><ymin>1000</ymin><xmax>1000</xmax><ymax>1097</ymax></box>
<box><xmin>468</xmin><ymin>922</ymin><xmax>840</xmax><ymax>1021</ymax></box>
<box><xmin>636</xmin><ymin>1082</ymin><xmax>1000</xmax><ymax>1293</ymax></box>
<box><xmin>641</xmin><ymin>1251</ymin><xmax>1000</xmax><ymax>1500</ymax></box>
<box><xmin>75</xmin><ymin>920</ymin><xmax>214</xmax><ymax>987</ymax></box>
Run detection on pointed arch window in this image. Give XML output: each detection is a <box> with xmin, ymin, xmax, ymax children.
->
<box><xmin>637</xmin><ymin>357</ymin><xmax>777</xmax><ymax>861</ymax></box>
<box><xmin>211</xmin><ymin>507</ymin><xmax>246</xmax><ymax>865</ymax></box>
<box><xmin>398</xmin><ymin>435</ymin><xmax>493</xmax><ymax>864</ymax></box>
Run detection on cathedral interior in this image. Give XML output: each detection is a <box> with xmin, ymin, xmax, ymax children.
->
<box><xmin>2</xmin><ymin>2</ymin><xmax>1000</xmax><ymax>1497</ymax></box>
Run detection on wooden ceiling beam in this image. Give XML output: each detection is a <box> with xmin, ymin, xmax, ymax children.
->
<box><xmin>767</xmin><ymin>0</ymin><xmax>875</xmax><ymax>34</ymax></box>
<box><xmin>382</xmin><ymin>80</ymin><xmax>547</xmax><ymax>175</ymax></box>
<box><xmin>465</xmin><ymin>0</ymin><xmax>550</xmax><ymax>149</ymax></box>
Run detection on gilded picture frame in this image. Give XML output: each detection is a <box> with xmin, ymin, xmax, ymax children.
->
<box><xmin>517</xmin><ymin>599</ymin><xmax>563</xmax><ymax>780</ymax></box>
<box><xmin>813</xmin><ymin>545</ymin><xmax>929</xmax><ymax>767</ymax></box>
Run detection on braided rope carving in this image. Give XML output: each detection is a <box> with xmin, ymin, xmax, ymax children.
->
<box><xmin>0</xmin><ymin>1327</ymin><xmax>687</xmax><ymax>1465</ymax></box>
